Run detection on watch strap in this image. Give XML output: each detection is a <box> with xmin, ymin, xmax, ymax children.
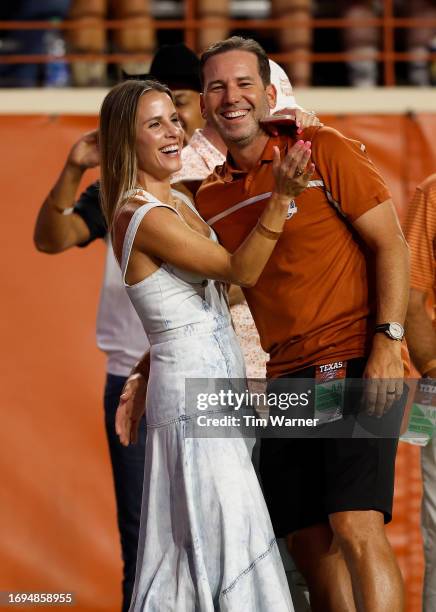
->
<box><xmin>375</xmin><ymin>324</ymin><xmax>390</xmax><ymax>333</ymax></box>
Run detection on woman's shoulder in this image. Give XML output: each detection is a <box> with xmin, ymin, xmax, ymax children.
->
<box><xmin>111</xmin><ymin>196</ymin><xmax>152</xmax><ymax>263</ymax></box>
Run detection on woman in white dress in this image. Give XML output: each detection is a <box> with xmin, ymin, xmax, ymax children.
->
<box><xmin>99</xmin><ymin>79</ymin><xmax>313</xmax><ymax>611</ymax></box>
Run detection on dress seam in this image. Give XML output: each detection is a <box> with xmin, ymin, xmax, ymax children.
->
<box><xmin>221</xmin><ymin>537</ymin><xmax>277</xmax><ymax>596</ymax></box>
<box><xmin>147</xmin><ymin>407</ymin><xmax>236</xmax><ymax>429</ymax></box>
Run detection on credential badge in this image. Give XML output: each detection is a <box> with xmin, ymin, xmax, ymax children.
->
<box><xmin>286</xmin><ymin>199</ymin><xmax>298</xmax><ymax>219</ymax></box>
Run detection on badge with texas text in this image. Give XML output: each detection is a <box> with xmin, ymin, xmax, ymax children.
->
<box><xmin>314</xmin><ymin>361</ymin><xmax>347</xmax><ymax>424</ymax></box>
<box><xmin>286</xmin><ymin>199</ymin><xmax>298</xmax><ymax>219</ymax></box>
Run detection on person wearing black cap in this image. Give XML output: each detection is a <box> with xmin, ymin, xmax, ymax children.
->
<box><xmin>144</xmin><ymin>43</ymin><xmax>204</xmax><ymax>144</ymax></box>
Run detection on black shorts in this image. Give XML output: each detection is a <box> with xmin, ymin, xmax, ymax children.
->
<box><xmin>259</xmin><ymin>358</ymin><xmax>403</xmax><ymax>536</ymax></box>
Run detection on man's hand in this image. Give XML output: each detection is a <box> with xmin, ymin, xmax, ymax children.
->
<box><xmin>362</xmin><ymin>334</ymin><xmax>404</xmax><ymax>417</ymax></box>
<box><xmin>115</xmin><ymin>372</ymin><xmax>147</xmax><ymax>446</ymax></box>
<box><xmin>67</xmin><ymin>130</ymin><xmax>100</xmax><ymax>171</ymax></box>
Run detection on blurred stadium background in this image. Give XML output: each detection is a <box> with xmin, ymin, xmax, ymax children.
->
<box><xmin>1</xmin><ymin>1</ymin><xmax>435</xmax><ymax>610</ymax></box>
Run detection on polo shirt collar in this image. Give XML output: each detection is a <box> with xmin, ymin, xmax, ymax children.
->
<box><xmin>218</xmin><ymin>134</ymin><xmax>289</xmax><ymax>183</ymax></box>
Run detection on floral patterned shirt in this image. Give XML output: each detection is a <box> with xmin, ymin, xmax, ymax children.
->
<box><xmin>171</xmin><ymin>129</ymin><xmax>226</xmax><ymax>182</ymax></box>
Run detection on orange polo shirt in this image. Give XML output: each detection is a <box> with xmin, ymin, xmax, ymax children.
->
<box><xmin>196</xmin><ymin>126</ymin><xmax>392</xmax><ymax>378</ymax></box>
<box><xmin>403</xmin><ymin>173</ymin><xmax>436</xmax><ymax>297</ymax></box>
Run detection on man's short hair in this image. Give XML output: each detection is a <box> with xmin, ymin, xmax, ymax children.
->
<box><xmin>200</xmin><ymin>36</ymin><xmax>271</xmax><ymax>88</ymax></box>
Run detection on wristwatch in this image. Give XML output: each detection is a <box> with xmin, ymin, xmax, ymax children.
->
<box><xmin>375</xmin><ymin>322</ymin><xmax>405</xmax><ymax>341</ymax></box>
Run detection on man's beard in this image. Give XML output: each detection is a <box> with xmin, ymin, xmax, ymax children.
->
<box><xmin>224</xmin><ymin>125</ymin><xmax>262</xmax><ymax>147</ymax></box>
<box><xmin>213</xmin><ymin>114</ymin><xmax>264</xmax><ymax>148</ymax></box>
<box><xmin>211</xmin><ymin>100</ymin><xmax>270</xmax><ymax>148</ymax></box>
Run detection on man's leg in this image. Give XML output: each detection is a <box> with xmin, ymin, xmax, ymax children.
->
<box><xmin>260</xmin><ymin>434</ymin><xmax>354</xmax><ymax>611</ymax></box>
<box><xmin>329</xmin><ymin>510</ymin><xmax>404</xmax><ymax>612</ymax></box>
<box><xmin>262</xmin><ymin>359</ymin><xmax>403</xmax><ymax>612</ymax></box>
<box><xmin>260</xmin><ymin>370</ymin><xmax>354</xmax><ymax>612</ymax></box>
<box><xmin>104</xmin><ymin>373</ymin><xmax>146</xmax><ymax>612</ymax></box>
<box><xmin>286</xmin><ymin>524</ymin><xmax>356</xmax><ymax>612</ymax></box>
<box><xmin>422</xmin><ymin>434</ymin><xmax>436</xmax><ymax>611</ymax></box>
<box><xmin>319</xmin><ymin>359</ymin><xmax>404</xmax><ymax>611</ymax></box>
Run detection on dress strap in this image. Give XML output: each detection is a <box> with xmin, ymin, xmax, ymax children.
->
<box><xmin>120</xmin><ymin>197</ymin><xmax>181</xmax><ymax>284</ymax></box>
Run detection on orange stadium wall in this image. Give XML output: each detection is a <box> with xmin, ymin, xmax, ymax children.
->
<box><xmin>1</xmin><ymin>113</ymin><xmax>436</xmax><ymax>612</ymax></box>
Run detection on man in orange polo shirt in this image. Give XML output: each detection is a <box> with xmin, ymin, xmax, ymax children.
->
<box><xmin>196</xmin><ymin>37</ymin><xmax>409</xmax><ymax>612</ymax></box>
<box><xmin>403</xmin><ymin>174</ymin><xmax>436</xmax><ymax>611</ymax></box>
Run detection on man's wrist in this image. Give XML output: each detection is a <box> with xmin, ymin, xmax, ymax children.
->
<box><xmin>374</xmin><ymin>322</ymin><xmax>404</xmax><ymax>341</ymax></box>
<box><xmin>372</xmin><ymin>332</ymin><xmax>402</xmax><ymax>352</ymax></box>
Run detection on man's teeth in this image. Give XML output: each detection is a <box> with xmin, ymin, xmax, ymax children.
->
<box><xmin>223</xmin><ymin>110</ymin><xmax>248</xmax><ymax>119</ymax></box>
<box><xmin>160</xmin><ymin>145</ymin><xmax>179</xmax><ymax>153</ymax></box>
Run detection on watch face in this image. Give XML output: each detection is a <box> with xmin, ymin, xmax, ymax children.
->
<box><xmin>388</xmin><ymin>323</ymin><xmax>404</xmax><ymax>339</ymax></box>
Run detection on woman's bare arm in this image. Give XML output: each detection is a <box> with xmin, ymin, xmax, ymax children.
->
<box><xmin>120</xmin><ymin>140</ymin><xmax>313</xmax><ymax>287</ymax></box>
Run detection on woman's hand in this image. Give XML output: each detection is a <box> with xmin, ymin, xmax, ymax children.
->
<box><xmin>272</xmin><ymin>140</ymin><xmax>315</xmax><ymax>199</ymax></box>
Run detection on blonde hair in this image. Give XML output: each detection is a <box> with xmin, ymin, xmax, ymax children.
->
<box><xmin>99</xmin><ymin>79</ymin><xmax>174</xmax><ymax>229</ymax></box>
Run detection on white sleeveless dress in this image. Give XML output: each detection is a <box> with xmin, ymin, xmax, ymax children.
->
<box><xmin>121</xmin><ymin>189</ymin><xmax>293</xmax><ymax>612</ymax></box>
